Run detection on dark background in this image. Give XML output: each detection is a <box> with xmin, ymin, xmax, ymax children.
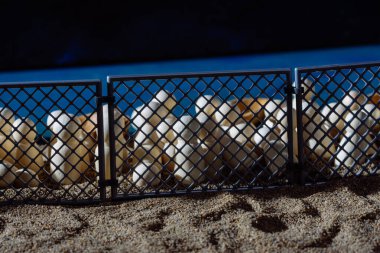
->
<box><xmin>0</xmin><ymin>0</ymin><xmax>379</xmax><ymax>71</ymax></box>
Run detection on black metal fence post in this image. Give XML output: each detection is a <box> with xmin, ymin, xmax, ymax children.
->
<box><xmin>284</xmin><ymin>72</ymin><xmax>296</xmax><ymax>184</ymax></box>
<box><xmin>294</xmin><ymin>68</ymin><xmax>306</xmax><ymax>185</ymax></box>
<box><xmin>96</xmin><ymin>82</ymin><xmax>107</xmax><ymax>201</ymax></box>
<box><xmin>107</xmin><ymin>77</ymin><xmax>118</xmax><ymax>200</ymax></box>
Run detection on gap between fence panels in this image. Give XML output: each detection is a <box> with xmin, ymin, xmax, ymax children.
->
<box><xmin>0</xmin><ymin>61</ymin><xmax>379</xmax><ymax>205</ymax></box>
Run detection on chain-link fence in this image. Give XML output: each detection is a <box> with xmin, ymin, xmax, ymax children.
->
<box><xmin>0</xmin><ymin>80</ymin><xmax>106</xmax><ymax>205</ymax></box>
<box><xmin>295</xmin><ymin>62</ymin><xmax>380</xmax><ymax>184</ymax></box>
<box><xmin>0</xmin><ymin>62</ymin><xmax>379</xmax><ymax>205</ymax></box>
<box><xmin>108</xmin><ymin>70</ymin><xmax>294</xmax><ymax>200</ymax></box>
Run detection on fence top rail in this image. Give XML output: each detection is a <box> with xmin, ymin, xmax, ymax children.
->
<box><xmin>0</xmin><ymin>79</ymin><xmax>101</xmax><ymax>89</ymax></box>
<box><xmin>107</xmin><ymin>68</ymin><xmax>291</xmax><ymax>82</ymax></box>
<box><xmin>296</xmin><ymin>61</ymin><xmax>380</xmax><ymax>73</ymax></box>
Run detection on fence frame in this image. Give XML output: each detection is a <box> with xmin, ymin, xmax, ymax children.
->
<box><xmin>107</xmin><ymin>69</ymin><xmax>295</xmax><ymax>201</ymax></box>
<box><xmin>0</xmin><ymin>79</ymin><xmax>107</xmax><ymax>205</ymax></box>
<box><xmin>295</xmin><ymin>61</ymin><xmax>380</xmax><ymax>185</ymax></box>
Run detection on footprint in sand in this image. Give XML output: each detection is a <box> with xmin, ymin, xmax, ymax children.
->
<box><xmin>193</xmin><ymin>196</ymin><xmax>254</xmax><ymax>226</ymax></box>
<box><xmin>359</xmin><ymin>209</ymin><xmax>380</xmax><ymax>221</ymax></box>
<box><xmin>209</xmin><ymin>231</ymin><xmax>218</xmax><ymax>246</ymax></box>
<box><xmin>0</xmin><ymin>217</ymin><xmax>5</xmax><ymax>234</ymax></box>
<box><xmin>302</xmin><ymin>222</ymin><xmax>341</xmax><ymax>248</ymax></box>
<box><xmin>302</xmin><ymin>200</ymin><xmax>320</xmax><ymax>217</ymax></box>
<box><xmin>228</xmin><ymin>197</ymin><xmax>254</xmax><ymax>212</ymax></box>
<box><xmin>251</xmin><ymin>215</ymin><xmax>288</xmax><ymax>233</ymax></box>
<box><xmin>143</xmin><ymin>208</ymin><xmax>171</xmax><ymax>232</ymax></box>
<box><xmin>372</xmin><ymin>244</ymin><xmax>380</xmax><ymax>252</ymax></box>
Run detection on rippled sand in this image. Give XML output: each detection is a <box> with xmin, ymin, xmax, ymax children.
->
<box><xmin>1</xmin><ymin>176</ymin><xmax>380</xmax><ymax>252</ymax></box>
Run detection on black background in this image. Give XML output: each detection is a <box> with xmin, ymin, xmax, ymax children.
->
<box><xmin>0</xmin><ymin>0</ymin><xmax>379</xmax><ymax>71</ymax></box>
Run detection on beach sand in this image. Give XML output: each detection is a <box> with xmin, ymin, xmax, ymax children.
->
<box><xmin>1</xmin><ymin>176</ymin><xmax>380</xmax><ymax>252</ymax></box>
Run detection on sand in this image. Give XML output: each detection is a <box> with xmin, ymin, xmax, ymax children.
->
<box><xmin>1</xmin><ymin>176</ymin><xmax>380</xmax><ymax>253</ymax></box>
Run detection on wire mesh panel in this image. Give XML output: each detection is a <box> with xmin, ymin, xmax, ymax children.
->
<box><xmin>0</xmin><ymin>80</ymin><xmax>106</xmax><ymax>205</ymax></box>
<box><xmin>295</xmin><ymin>62</ymin><xmax>380</xmax><ymax>184</ymax></box>
<box><xmin>108</xmin><ymin>70</ymin><xmax>294</xmax><ymax>200</ymax></box>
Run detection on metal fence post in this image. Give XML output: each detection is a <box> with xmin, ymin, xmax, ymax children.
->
<box><xmin>96</xmin><ymin>81</ymin><xmax>107</xmax><ymax>201</ymax></box>
<box><xmin>294</xmin><ymin>68</ymin><xmax>306</xmax><ymax>185</ymax></box>
<box><xmin>107</xmin><ymin>77</ymin><xmax>118</xmax><ymax>200</ymax></box>
<box><xmin>284</xmin><ymin>72</ymin><xmax>296</xmax><ymax>184</ymax></box>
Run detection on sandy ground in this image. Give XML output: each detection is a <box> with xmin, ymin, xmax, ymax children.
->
<box><xmin>1</xmin><ymin>177</ymin><xmax>380</xmax><ymax>253</ymax></box>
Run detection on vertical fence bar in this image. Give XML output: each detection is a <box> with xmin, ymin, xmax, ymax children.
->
<box><xmin>285</xmin><ymin>72</ymin><xmax>295</xmax><ymax>183</ymax></box>
<box><xmin>107</xmin><ymin>77</ymin><xmax>118</xmax><ymax>199</ymax></box>
<box><xmin>96</xmin><ymin>81</ymin><xmax>107</xmax><ymax>201</ymax></box>
<box><xmin>294</xmin><ymin>68</ymin><xmax>306</xmax><ymax>184</ymax></box>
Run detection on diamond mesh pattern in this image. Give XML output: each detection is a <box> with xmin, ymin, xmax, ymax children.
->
<box><xmin>108</xmin><ymin>71</ymin><xmax>293</xmax><ymax>199</ymax></box>
<box><xmin>4</xmin><ymin>62</ymin><xmax>378</xmax><ymax>205</ymax></box>
<box><xmin>296</xmin><ymin>63</ymin><xmax>380</xmax><ymax>183</ymax></box>
<box><xmin>0</xmin><ymin>81</ymin><xmax>104</xmax><ymax>205</ymax></box>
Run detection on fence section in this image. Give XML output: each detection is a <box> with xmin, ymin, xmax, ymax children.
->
<box><xmin>108</xmin><ymin>70</ymin><xmax>294</xmax><ymax>200</ymax></box>
<box><xmin>295</xmin><ymin>62</ymin><xmax>380</xmax><ymax>184</ymax></box>
<box><xmin>1</xmin><ymin>61</ymin><xmax>380</xmax><ymax>205</ymax></box>
<box><xmin>0</xmin><ymin>80</ymin><xmax>106</xmax><ymax>205</ymax></box>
